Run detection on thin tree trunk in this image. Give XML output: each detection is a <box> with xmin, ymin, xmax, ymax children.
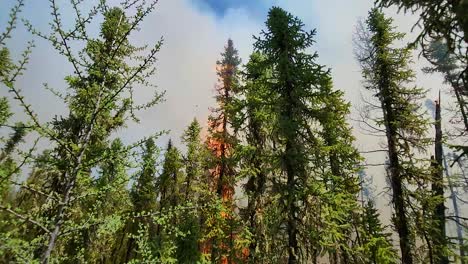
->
<box><xmin>375</xmin><ymin>34</ymin><xmax>414</xmax><ymax>262</ymax></box>
<box><xmin>444</xmin><ymin>154</ymin><xmax>466</xmax><ymax>263</ymax></box>
<box><xmin>185</xmin><ymin>169</ymin><xmax>193</xmax><ymax>201</ymax></box>
<box><xmin>40</xmin><ymin>157</ymin><xmax>84</xmax><ymax>263</ymax></box>
<box><xmin>285</xmin><ymin>124</ymin><xmax>298</xmax><ymax>264</ymax></box>
<box><xmin>38</xmin><ymin>10</ymin><xmax>124</xmax><ymax>257</ymax></box>
<box><xmin>245</xmin><ymin>107</ymin><xmax>266</xmax><ymax>262</ymax></box>
<box><xmin>432</xmin><ymin>95</ymin><xmax>449</xmax><ymax>264</ymax></box>
<box><xmin>40</xmin><ymin>89</ymin><xmax>103</xmax><ymax>263</ymax></box>
<box><xmin>381</xmin><ymin>87</ymin><xmax>413</xmax><ymax>264</ymax></box>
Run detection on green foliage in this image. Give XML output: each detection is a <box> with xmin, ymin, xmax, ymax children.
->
<box><xmin>359</xmin><ymin>201</ymin><xmax>398</xmax><ymax>264</ymax></box>
<box><xmin>356</xmin><ymin>7</ymin><xmax>441</xmax><ymax>264</ymax></box>
<box><xmin>0</xmin><ymin>1</ymin><xmax>464</xmax><ymax>263</ymax></box>
<box><xmin>377</xmin><ymin>0</ymin><xmax>468</xmax><ymax>167</ymax></box>
<box><xmin>181</xmin><ymin>119</ymin><xmax>205</xmax><ymax>201</ymax></box>
<box><xmin>377</xmin><ymin>0</ymin><xmax>468</xmax><ymax>49</ymax></box>
<box><xmin>132</xmin><ymin>138</ymin><xmax>159</xmax><ymax>214</ymax></box>
<box><xmin>242</xmin><ymin>6</ymin><xmax>377</xmax><ymax>263</ymax></box>
<box><xmin>234</xmin><ymin>52</ymin><xmax>274</xmax><ymax>262</ymax></box>
<box><xmin>204</xmin><ymin>38</ymin><xmax>243</xmax><ymax>262</ymax></box>
<box><xmin>1</xmin><ymin>1</ymin><xmax>164</xmax><ymax>262</ymax></box>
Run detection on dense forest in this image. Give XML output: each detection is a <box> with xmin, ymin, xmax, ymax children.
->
<box><xmin>0</xmin><ymin>0</ymin><xmax>467</xmax><ymax>263</ymax></box>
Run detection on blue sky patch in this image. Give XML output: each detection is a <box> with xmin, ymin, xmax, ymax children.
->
<box><xmin>190</xmin><ymin>0</ymin><xmax>268</xmax><ymax>18</ymax></box>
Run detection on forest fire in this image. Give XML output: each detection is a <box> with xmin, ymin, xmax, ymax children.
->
<box><xmin>1</xmin><ymin>1</ymin><xmax>463</xmax><ymax>263</ymax></box>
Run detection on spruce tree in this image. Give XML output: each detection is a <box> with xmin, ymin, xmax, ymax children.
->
<box><xmin>235</xmin><ymin>52</ymin><xmax>274</xmax><ymax>262</ymax></box>
<box><xmin>316</xmin><ymin>74</ymin><xmax>364</xmax><ymax>263</ymax></box>
<box><xmin>253</xmin><ymin>7</ymin><xmax>371</xmax><ymax>263</ymax></box>
<box><xmin>67</xmin><ymin>139</ymin><xmax>131</xmax><ymax>263</ymax></box>
<box><xmin>127</xmin><ymin>138</ymin><xmax>159</xmax><ymax>262</ymax></box>
<box><xmin>254</xmin><ymin>8</ymin><xmax>316</xmax><ymax>262</ymax></box>
<box><xmin>158</xmin><ymin>140</ymin><xmax>184</xmax><ymax>212</ymax></box>
<box><xmin>132</xmin><ymin>138</ymin><xmax>159</xmax><ymax>215</ymax></box>
<box><xmin>377</xmin><ymin>0</ymin><xmax>468</xmax><ymax>163</ymax></box>
<box><xmin>356</xmin><ymin>8</ymin><xmax>433</xmax><ymax>263</ymax></box>
<box><xmin>156</xmin><ymin>140</ymin><xmax>185</xmax><ymax>261</ymax></box>
<box><xmin>360</xmin><ymin>201</ymin><xmax>398</xmax><ymax>264</ymax></box>
<box><xmin>206</xmin><ymin>38</ymin><xmax>241</xmax><ymax>262</ymax></box>
<box><xmin>182</xmin><ymin>119</ymin><xmax>204</xmax><ymax>201</ymax></box>
<box><xmin>94</xmin><ymin>139</ymin><xmax>132</xmax><ymax>264</ymax></box>
<box><xmin>178</xmin><ymin>119</ymin><xmax>206</xmax><ymax>263</ymax></box>
<box><xmin>207</xmin><ymin>38</ymin><xmax>241</xmax><ymax>200</ymax></box>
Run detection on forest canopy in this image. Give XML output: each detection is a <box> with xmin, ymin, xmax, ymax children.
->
<box><xmin>0</xmin><ymin>0</ymin><xmax>467</xmax><ymax>263</ymax></box>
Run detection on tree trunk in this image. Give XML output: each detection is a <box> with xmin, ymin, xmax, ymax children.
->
<box><xmin>432</xmin><ymin>95</ymin><xmax>449</xmax><ymax>264</ymax></box>
<box><xmin>444</xmin><ymin>154</ymin><xmax>466</xmax><ymax>263</ymax></box>
<box><xmin>381</xmin><ymin>86</ymin><xmax>413</xmax><ymax>264</ymax></box>
<box><xmin>285</xmin><ymin>112</ymin><xmax>299</xmax><ymax>263</ymax></box>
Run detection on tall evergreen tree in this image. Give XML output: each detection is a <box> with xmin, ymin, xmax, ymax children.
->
<box><xmin>155</xmin><ymin>139</ymin><xmax>185</xmax><ymax>261</ymax></box>
<box><xmin>206</xmin><ymin>38</ymin><xmax>241</xmax><ymax>262</ymax></box>
<box><xmin>234</xmin><ymin>52</ymin><xmax>274</xmax><ymax>262</ymax></box>
<box><xmin>74</xmin><ymin>139</ymin><xmax>131</xmax><ymax>263</ymax></box>
<box><xmin>177</xmin><ymin>119</ymin><xmax>207</xmax><ymax>263</ymax></box>
<box><xmin>252</xmin><ymin>7</ymin><xmax>375</xmax><ymax>263</ymax></box>
<box><xmin>207</xmin><ymin>38</ymin><xmax>241</xmax><ymax>201</ymax></box>
<box><xmin>253</xmin><ymin>8</ymin><xmax>319</xmax><ymax>262</ymax></box>
<box><xmin>132</xmin><ymin>138</ymin><xmax>159</xmax><ymax>215</ymax></box>
<box><xmin>158</xmin><ymin>140</ymin><xmax>184</xmax><ymax>212</ymax></box>
<box><xmin>356</xmin><ymin>8</ymin><xmax>434</xmax><ymax>264</ymax></box>
<box><xmin>377</xmin><ymin>0</ymin><xmax>468</xmax><ymax>162</ymax></box>
<box><xmin>316</xmin><ymin>74</ymin><xmax>364</xmax><ymax>264</ymax></box>
<box><xmin>127</xmin><ymin>138</ymin><xmax>159</xmax><ymax>262</ymax></box>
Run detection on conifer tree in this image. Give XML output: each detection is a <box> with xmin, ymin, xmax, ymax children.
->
<box><xmin>356</xmin><ymin>8</ymin><xmax>434</xmax><ymax>264</ymax></box>
<box><xmin>425</xmin><ymin>40</ymin><xmax>467</xmax><ymax>263</ymax></box>
<box><xmin>427</xmin><ymin>96</ymin><xmax>449</xmax><ymax>264</ymax></box>
<box><xmin>127</xmin><ymin>138</ymin><xmax>159</xmax><ymax>262</ymax></box>
<box><xmin>182</xmin><ymin>119</ymin><xmax>204</xmax><ymax>201</ymax></box>
<box><xmin>178</xmin><ymin>119</ymin><xmax>205</xmax><ymax>263</ymax></box>
<box><xmin>132</xmin><ymin>138</ymin><xmax>159</xmax><ymax>216</ymax></box>
<box><xmin>206</xmin><ymin>38</ymin><xmax>241</xmax><ymax>262</ymax></box>
<box><xmin>234</xmin><ymin>52</ymin><xmax>274</xmax><ymax>262</ymax></box>
<box><xmin>360</xmin><ymin>201</ymin><xmax>398</xmax><ymax>264</ymax></box>
<box><xmin>207</xmin><ymin>38</ymin><xmax>241</xmax><ymax>200</ymax></box>
<box><xmin>92</xmin><ymin>139</ymin><xmax>132</xmax><ymax>264</ymax></box>
<box><xmin>254</xmin><ymin>8</ymin><xmax>318</xmax><ymax>262</ymax></box>
<box><xmin>377</xmin><ymin>0</ymin><xmax>468</xmax><ymax>162</ymax></box>
<box><xmin>156</xmin><ymin>139</ymin><xmax>185</xmax><ymax>260</ymax></box>
<box><xmin>252</xmin><ymin>7</ymin><xmax>372</xmax><ymax>263</ymax></box>
<box><xmin>158</xmin><ymin>140</ymin><xmax>184</xmax><ymax>212</ymax></box>
<box><xmin>317</xmin><ymin>75</ymin><xmax>364</xmax><ymax>263</ymax></box>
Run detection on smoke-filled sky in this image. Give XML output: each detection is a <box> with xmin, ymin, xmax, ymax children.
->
<box><xmin>0</xmin><ymin>0</ymin><xmax>449</xmax><ymax>212</ymax></box>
